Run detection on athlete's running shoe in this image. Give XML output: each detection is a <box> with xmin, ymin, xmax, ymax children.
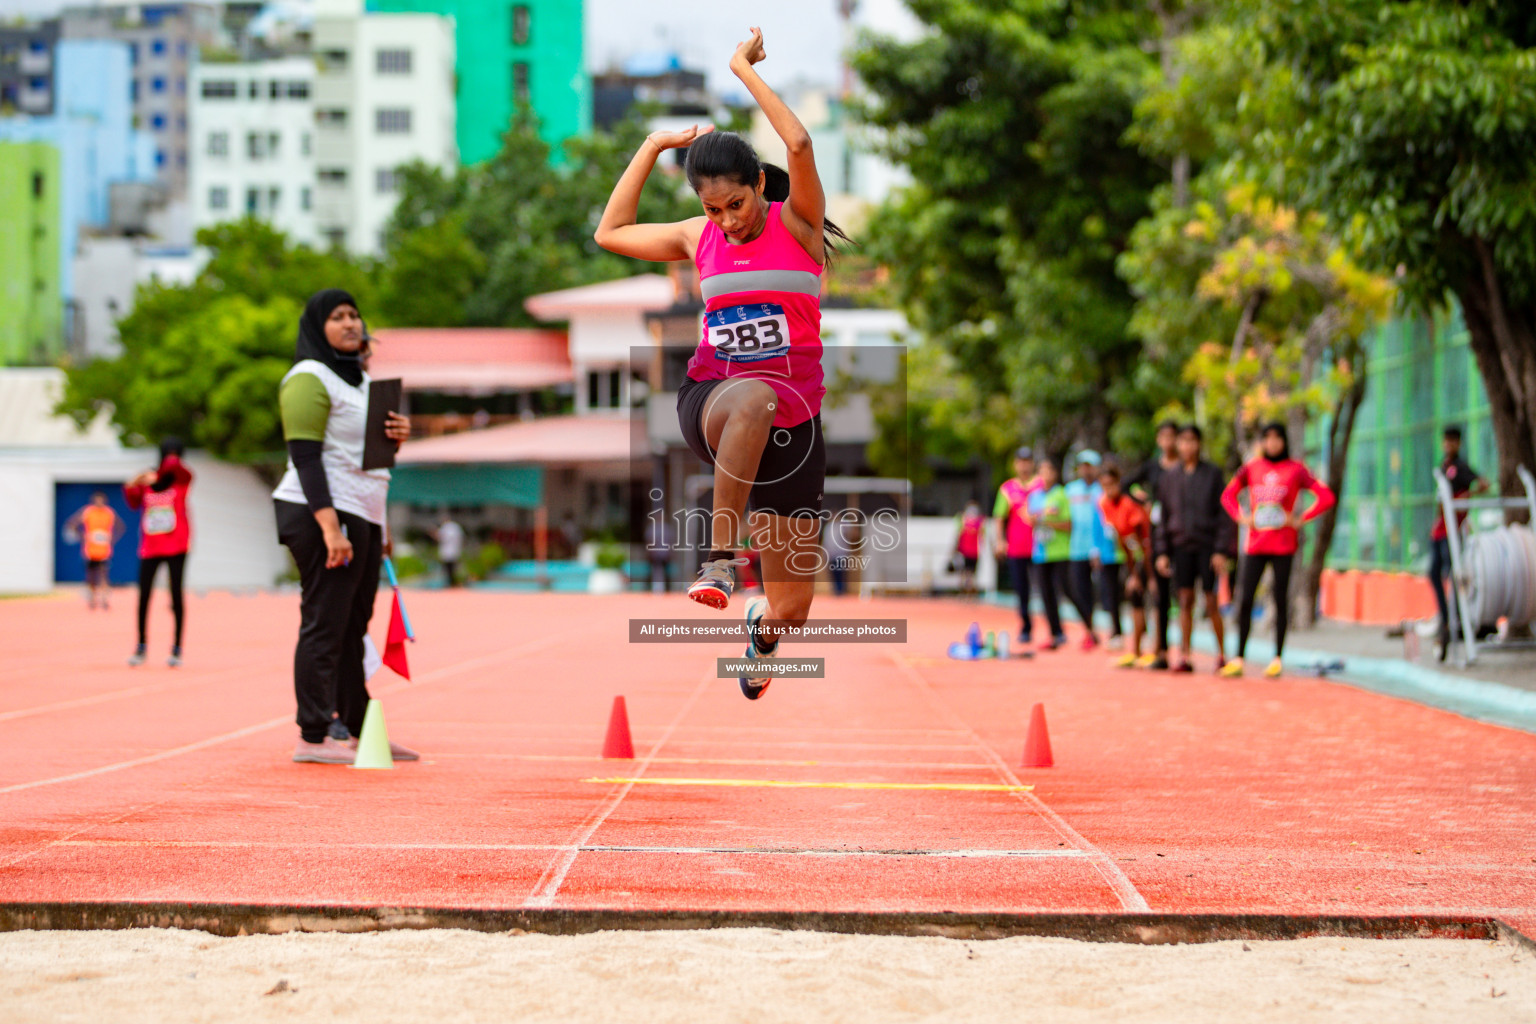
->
<box><xmin>1171</xmin><ymin>659</ymin><xmax>1194</xmax><ymax>673</ymax></box>
<box><xmin>167</xmin><ymin>646</ymin><xmax>182</xmax><ymax>668</ymax></box>
<box><xmin>1133</xmin><ymin>652</ymin><xmax>1158</xmax><ymax>669</ymax></box>
<box><xmin>739</xmin><ymin>595</ymin><xmax>776</xmax><ymax>700</ymax></box>
<box><xmin>1219</xmin><ymin>658</ymin><xmax>1244</xmax><ymax>678</ymax></box>
<box><xmin>1148</xmin><ymin>655</ymin><xmax>1170</xmax><ymax>670</ymax></box>
<box><xmin>687</xmin><ymin>556</ymin><xmax>750</xmax><ymax>610</ymax></box>
<box><xmin>127</xmin><ymin>644</ymin><xmax>146</xmax><ymax>667</ymax></box>
<box><xmin>1079</xmin><ymin>634</ymin><xmax>1100</xmax><ymax>652</ymax></box>
<box><xmin>1112</xmin><ymin>653</ymin><xmax>1138</xmax><ymax>668</ymax></box>
<box><xmin>292</xmin><ymin>737</ymin><xmax>356</xmax><ymax>764</ymax></box>
<box><xmin>1263</xmin><ymin>658</ymin><xmax>1284</xmax><ymax>678</ymax></box>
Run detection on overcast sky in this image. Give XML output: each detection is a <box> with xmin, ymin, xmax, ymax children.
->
<box><xmin>1</xmin><ymin>0</ymin><xmax>922</xmax><ymax>95</ymax></box>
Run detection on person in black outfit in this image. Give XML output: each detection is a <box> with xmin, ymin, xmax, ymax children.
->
<box><xmin>1125</xmin><ymin>420</ymin><xmax>1180</xmax><ymax>668</ymax></box>
<box><xmin>1152</xmin><ymin>425</ymin><xmax>1237</xmax><ymax>672</ymax></box>
<box><xmin>1428</xmin><ymin>425</ymin><xmax>1488</xmax><ymax>659</ymax></box>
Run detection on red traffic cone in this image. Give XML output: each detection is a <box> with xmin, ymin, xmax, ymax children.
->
<box><xmin>602</xmin><ymin>696</ymin><xmax>634</xmax><ymax>759</ymax></box>
<box><xmin>1021</xmin><ymin>702</ymin><xmax>1053</xmax><ymax>768</ymax></box>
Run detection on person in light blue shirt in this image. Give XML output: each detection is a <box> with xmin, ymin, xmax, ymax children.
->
<box><xmin>1065</xmin><ymin>450</ymin><xmax>1107</xmax><ymax>650</ymax></box>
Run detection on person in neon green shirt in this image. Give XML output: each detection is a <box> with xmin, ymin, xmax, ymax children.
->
<box><xmin>1027</xmin><ymin>456</ymin><xmax>1097</xmax><ymax>650</ymax></box>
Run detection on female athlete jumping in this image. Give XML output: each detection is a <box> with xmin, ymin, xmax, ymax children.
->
<box><xmin>596</xmin><ymin>27</ymin><xmax>848</xmax><ymax>700</ymax></box>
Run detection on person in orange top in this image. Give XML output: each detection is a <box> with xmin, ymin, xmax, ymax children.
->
<box><xmin>1098</xmin><ymin>466</ymin><xmax>1152</xmax><ymax>668</ymax></box>
<box><xmin>64</xmin><ymin>492</ymin><xmax>126</xmax><ymax>610</ymax></box>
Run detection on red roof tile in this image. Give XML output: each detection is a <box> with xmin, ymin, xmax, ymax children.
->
<box><xmin>397</xmin><ymin>414</ymin><xmax>636</xmax><ymax>465</ymax></box>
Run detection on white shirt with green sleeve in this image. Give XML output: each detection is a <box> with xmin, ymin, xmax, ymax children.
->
<box><xmin>271</xmin><ymin>359</ymin><xmax>390</xmax><ymax>525</ymax></box>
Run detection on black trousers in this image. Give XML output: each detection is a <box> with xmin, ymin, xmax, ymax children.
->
<box><xmin>1008</xmin><ymin>556</ymin><xmax>1034</xmax><ymax>640</ymax></box>
<box><xmin>137</xmin><ymin>553</ymin><xmax>186</xmax><ymax>648</ymax></box>
<box><xmin>276</xmin><ymin>500</ymin><xmax>382</xmax><ymax>744</ymax></box>
<box><xmin>1037</xmin><ymin>560</ymin><xmax>1095</xmax><ymax>641</ymax></box>
<box><xmin>1098</xmin><ymin>562</ymin><xmax>1124</xmax><ymax>637</ymax></box>
<box><xmin>1153</xmin><ymin>563</ymin><xmax>1173</xmax><ymax>652</ymax></box>
<box><xmin>1236</xmin><ymin>552</ymin><xmax>1295</xmax><ymax>659</ymax></box>
<box><xmin>1427</xmin><ymin>538</ymin><xmax>1460</xmax><ymax>638</ymax></box>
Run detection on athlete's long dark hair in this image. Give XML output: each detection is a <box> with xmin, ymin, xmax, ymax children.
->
<box><xmin>684</xmin><ymin>131</ymin><xmax>851</xmax><ymax>262</ymax></box>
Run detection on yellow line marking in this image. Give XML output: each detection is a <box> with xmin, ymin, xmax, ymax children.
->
<box><xmin>582</xmin><ymin>777</ymin><xmax>1033</xmax><ymax>793</ymax></box>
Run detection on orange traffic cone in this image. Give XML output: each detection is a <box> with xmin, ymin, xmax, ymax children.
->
<box><xmin>1021</xmin><ymin>702</ymin><xmax>1053</xmax><ymax>768</ymax></box>
<box><xmin>602</xmin><ymin>696</ymin><xmax>634</xmax><ymax>759</ymax></box>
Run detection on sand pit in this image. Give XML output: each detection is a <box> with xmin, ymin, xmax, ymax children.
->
<box><xmin>0</xmin><ymin>926</ymin><xmax>1530</xmax><ymax>1023</ymax></box>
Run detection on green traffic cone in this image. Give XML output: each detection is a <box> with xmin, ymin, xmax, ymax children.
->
<box><xmin>351</xmin><ymin>699</ymin><xmax>393</xmax><ymax>770</ymax></box>
<box><xmin>984</xmin><ymin>630</ymin><xmax>996</xmax><ymax>657</ymax></box>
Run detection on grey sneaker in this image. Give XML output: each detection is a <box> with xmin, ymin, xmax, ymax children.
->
<box><xmin>167</xmin><ymin>647</ymin><xmax>182</xmax><ymax>668</ymax></box>
<box><xmin>128</xmin><ymin>645</ymin><xmax>146</xmax><ymax>667</ymax></box>
<box><xmin>292</xmin><ymin>737</ymin><xmax>356</xmax><ymax>765</ymax></box>
<box><xmin>687</xmin><ymin>556</ymin><xmax>750</xmax><ymax>610</ymax></box>
<box><xmin>739</xmin><ymin>595</ymin><xmax>776</xmax><ymax>700</ymax></box>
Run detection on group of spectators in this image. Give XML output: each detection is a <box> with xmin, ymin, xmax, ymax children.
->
<box><xmin>959</xmin><ymin>420</ymin><xmax>1337</xmax><ymax>678</ymax></box>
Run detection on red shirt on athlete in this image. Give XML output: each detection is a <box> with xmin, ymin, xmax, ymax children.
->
<box><xmin>124</xmin><ymin>455</ymin><xmax>194</xmax><ymax>559</ymax></box>
<box><xmin>1220</xmin><ymin>458</ymin><xmax>1335</xmax><ymax>556</ymax></box>
<box><xmin>1099</xmin><ymin>493</ymin><xmax>1151</xmax><ymax>567</ymax></box>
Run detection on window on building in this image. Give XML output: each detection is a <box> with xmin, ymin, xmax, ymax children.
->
<box><xmin>300</xmin><ymin>186</ymin><xmax>311</xmax><ymax>211</ymax></box>
<box><xmin>268</xmin><ymin>187</ymin><xmax>280</xmax><ymax>211</ymax></box>
<box><xmin>270</xmin><ymin>80</ymin><xmax>281</xmax><ymax>100</ymax></box>
<box><xmin>287</xmin><ymin>81</ymin><xmax>309</xmax><ymax>99</ymax></box>
<box><xmin>512</xmin><ymin>61</ymin><xmax>530</xmax><ymax>105</ymax></box>
<box><xmin>29</xmin><ymin>76</ymin><xmax>47</xmax><ymax>91</ymax></box>
<box><xmin>300</xmin><ymin>131</ymin><xmax>311</xmax><ymax>155</ymax></box>
<box><xmin>375</xmin><ymin>107</ymin><xmax>411</xmax><ymax>134</ymax></box>
<box><xmin>246</xmin><ymin>187</ymin><xmax>260</xmax><ymax>214</ymax></box>
<box><xmin>151</xmin><ymin>112</ymin><xmax>166</xmax><ymax>130</ymax></box>
<box><xmin>318</xmin><ymin>168</ymin><xmax>348</xmax><ymax>185</ymax></box>
<box><xmin>323</xmin><ymin>227</ymin><xmax>346</xmax><ymax>249</ymax></box>
<box><xmin>32</xmin><ymin>172</ymin><xmax>44</xmax><ymax>199</ymax></box>
<box><xmin>155</xmin><ymin>148</ymin><xmax>165</xmax><ymax>167</ymax></box>
<box><xmin>511</xmin><ymin>4</ymin><xmax>531</xmax><ymax>45</ymax></box>
<box><xmin>247</xmin><ymin>132</ymin><xmax>263</xmax><ymax>159</ymax></box>
<box><xmin>319</xmin><ymin>49</ymin><xmax>349</xmax><ymax>72</ymax></box>
<box><xmin>152</xmin><ymin>38</ymin><xmax>166</xmax><ymax>56</ymax></box>
<box><xmin>130</xmin><ymin>79</ymin><xmax>139</xmax><ymax>101</ymax></box>
<box><xmin>207</xmin><ymin>131</ymin><xmax>229</xmax><ymax>155</ymax></box>
<box><xmin>376</xmin><ymin>48</ymin><xmax>412</xmax><ymax>74</ymax></box>
<box><xmin>128</xmin><ymin>42</ymin><xmax>138</xmax><ymax>65</ymax></box>
<box><xmin>152</xmin><ymin>76</ymin><xmax>165</xmax><ymax>93</ymax></box>
<box><xmin>315</xmin><ymin>108</ymin><xmax>348</xmax><ymax>127</ymax></box>
<box><xmin>249</xmin><ymin>80</ymin><xmax>259</xmax><ymax>99</ymax></box>
<box><xmin>268</xmin><ymin>131</ymin><xmax>280</xmax><ymax>156</ymax></box>
<box><xmin>30</xmin><ymin>39</ymin><xmax>48</xmax><ymax>54</ymax></box>
<box><xmin>200</xmin><ymin>79</ymin><xmax>237</xmax><ymax>99</ymax></box>
<box><xmin>375</xmin><ymin>168</ymin><xmax>396</xmax><ymax>193</ymax></box>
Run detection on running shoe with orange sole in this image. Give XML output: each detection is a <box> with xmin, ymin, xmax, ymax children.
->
<box><xmin>687</xmin><ymin>556</ymin><xmax>749</xmax><ymax>610</ymax></box>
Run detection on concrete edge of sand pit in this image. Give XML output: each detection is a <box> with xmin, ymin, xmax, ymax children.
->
<box><xmin>0</xmin><ymin>903</ymin><xmax>1528</xmax><ymax>947</ymax></box>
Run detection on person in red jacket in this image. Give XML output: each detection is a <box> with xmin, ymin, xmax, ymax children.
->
<box><xmin>123</xmin><ymin>438</ymin><xmax>193</xmax><ymax>667</ymax></box>
<box><xmin>1219</xmin><ymin>423</ymin><xmax>1335</xmax><ymax>678</ymax></box>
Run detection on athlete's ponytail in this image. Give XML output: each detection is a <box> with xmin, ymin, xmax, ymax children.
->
<box><xmin>684</xmin><ymin>131</ymin><xmax>851</xmax><ymax>262</ymax></box>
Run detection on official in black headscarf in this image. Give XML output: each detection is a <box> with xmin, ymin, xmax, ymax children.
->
<box><xmin>272</xmin><ymin>289</ymin><xmax>415</xmax><ymax>765</ymax></box>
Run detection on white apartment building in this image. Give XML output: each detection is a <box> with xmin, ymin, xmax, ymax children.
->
<box><xmin>189</xmin><ymin>56</ymin><xmax>318</xmax><ymax>245</ymax></box>
<box><xmin>311</xmin><ymin>0</ymin><xmax>456</xmax><ymax>255</ymax></box>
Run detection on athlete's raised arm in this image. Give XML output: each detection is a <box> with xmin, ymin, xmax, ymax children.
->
<box><xmin>594</xmin><ymin>126</ymin><xmax>712</xmax><ymax>262</ymax></box>
<box><xmin>730</xmin><ymin>27</ymin><xmax>826</xmax><ymax>262</ymax></box>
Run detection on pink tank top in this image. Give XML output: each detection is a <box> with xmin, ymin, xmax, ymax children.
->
<box><xmin>687</xmin><ymin>202</ymin><xmax>825</xmax><ymax>428</ymax></box>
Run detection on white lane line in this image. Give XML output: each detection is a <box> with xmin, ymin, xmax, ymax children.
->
<box><xmin>0</xmin><ymin>631</ymin><xmax>575</xmax><ymax>798</ymax></box>
<box><xmin>427</xmin><ymin>753</ymin><xmax>998</xmax><ymax>770</ymax></box>
<box><xmin>49</xmin><ymin>838</ymin><xmax>1093</xmax><ymax>859</ymax></box>
<box><xmin>522</xmin><ymin>668</ymin><xmax>715</xmax><ymax>909</ymax></box>
<box><xmin>889</xmin><ymin>653</ymin><xmax>1152</xmax><ymax>913</ymax></box>
<box><xmin>0</xmin><ymin>666</ymin><xmax>267</xmax><ymax>724</ymax></box>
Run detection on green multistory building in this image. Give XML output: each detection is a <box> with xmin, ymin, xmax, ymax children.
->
<box><xmin>1322</xmin><ymin>308</ymin><xmax>1499</xmax><ymax>573</ymax></box>
<box><xmin>368</xmin><ymin>0</ymin><xmax>590</xmax><ymax>164</ymax></box>
<box><xmin>0</xmin><ymin>141</ymin><xmax>63</xmax><ymax>364</ymax></box>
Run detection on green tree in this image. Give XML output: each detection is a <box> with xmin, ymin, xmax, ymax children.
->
<box><xmin>58</xmin><ymin>220</ymin><xmax>370</xmax><ymax>461</ymax></box>
<box><xmin>1172</xmin><ymin>1</ymin><xmax>1536</xmax><ymax>503</ymax></box>
<box><xmin>381</xmin><ymin>113</ymin><xmax>696</xmax><ymax>327</ymax></box>
<box><xmin>851</xmin><ymin>0</ymin><xmax>1169</xmax><ymax>460</ymax></box>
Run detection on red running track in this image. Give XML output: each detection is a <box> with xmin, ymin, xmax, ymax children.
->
<box><xmin>0</xmin><ymin>589</ymin><xmax>1532</xmax><ymax>935</ymax></box>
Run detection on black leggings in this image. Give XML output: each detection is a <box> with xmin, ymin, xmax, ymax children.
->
<box><xmin>1009</xmin><ymin>556</ymin><xmax>1034</xmax><ymax>639</ymax></box>
<box><xmin>1236</xmin><ymin>553</ymin><xmax>1295</xmax><ymax>659</ymax></box>
<box><xmin>1099</xmin><ymin>563</ymin><xmax>1124</xmax><ymax>637</ymax></box>
<box><xmin>137</xmin><ymin>553</ymin><xmax>186</xmax><ymax>648</ymax></box>
<box><xmin>1037</xmin><ymin>560</ymin><xmax>1096</xmax><ymax>641</ymax></box>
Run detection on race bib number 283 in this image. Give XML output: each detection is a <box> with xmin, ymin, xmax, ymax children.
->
<box><xmin>706</xmin><ymin>303</ymin><xmax>790</xmax><ymax>364</ymax></box>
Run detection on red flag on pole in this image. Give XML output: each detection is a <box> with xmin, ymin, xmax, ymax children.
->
<box><xmin>381</xmin><ymin>590</ymin><xmax>411</xmax><ymax>680</ymax></box>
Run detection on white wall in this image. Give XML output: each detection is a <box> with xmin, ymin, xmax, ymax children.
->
<box><xmin>190</xmin><ymin>56</ymin><xmax>318</xmax><ymax>245</ymax></box>
<box><xmin>0</xmin><ymin>449</ymin><xmax>288</xmax><ymax>595</ymax></box>
<box><xmin>312</xmin><ymin>6</ymin><xmax>455</xmax><ymax>255</ymax></box>
<box><xmin>72</xmin><ymin>240</ymin><xmax>204</xmax><ymax>359</ymax></box>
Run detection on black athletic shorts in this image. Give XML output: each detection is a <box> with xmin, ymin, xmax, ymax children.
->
<box><xmin>85</xmin><ymin>559</ymin><xmax>110</xmax><ymax>586</ymax></box>
<box><xmin>677</xmin><ymin>375</ymin><xmax>826</xmax><ymax>519</ymax></box>
<box><xmin>1172</xmin><ymin>544</ymin><xmax>1217</xmax><ymax>594</ymax></box>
